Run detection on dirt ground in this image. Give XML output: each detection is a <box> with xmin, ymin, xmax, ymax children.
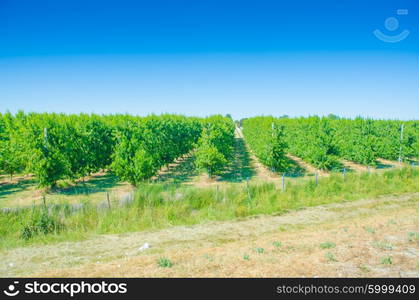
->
<box><xmin>340</xmin><ymin>159</ymin><xmax>369</xmax><ymax>172</ymax></box>
<box><xmin>1</xmin><ymin>192</ymin><xmax>417</xmax><ymax>278</ymax></box>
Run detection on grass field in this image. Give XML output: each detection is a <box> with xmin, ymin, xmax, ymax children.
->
<box><xmin>0</xmin><ymin>134</ymin><xmax>418</xmax><ymax>277</ymax></box>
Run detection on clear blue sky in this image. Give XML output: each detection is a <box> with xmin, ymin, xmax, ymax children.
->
<box><xmin>0</xmin><ymin>0</ymin><xmax>418</xmax><ymax>119</ymax></box>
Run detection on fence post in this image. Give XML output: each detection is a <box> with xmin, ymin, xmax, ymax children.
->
<box><xmin>398</xmin><ymin>124</ymin><xmax>404</xmax><ymax>162</ymax></box>
<box><xmin>107</xmin><ymin>192</ymin><xmax>111</xmax><ymax>209</ymax></box>
<box><xmin>315</xmin><ymin>172</ymin><xmax>318</xmax><ymax>185</ymax></box>
<box><xmin>282</xmin><ymin>174</ymin><xmax>285</xmax><ymax>191</ymax></box>
<box><xmin>343</xmin><ymin>168</ymin><xmax>346</xmax><ymax>180</ymax></box>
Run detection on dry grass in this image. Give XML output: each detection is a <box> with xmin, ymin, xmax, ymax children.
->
<box><xmin>2</xmin><ymin>192</ymin><xmax>417</xmax><ymax>278</ymax></box>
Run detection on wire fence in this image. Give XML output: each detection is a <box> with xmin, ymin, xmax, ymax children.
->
<box><xmin>1</xmin><ymin>160</ymin><xmax>416</xmax><ymax>214</ymax></box>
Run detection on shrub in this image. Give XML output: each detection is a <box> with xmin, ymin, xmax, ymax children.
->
<box><xmin>320</xmin><ymin>242</ymin><xmax>336</xmax><ymax>249</ymax></box>
<box><xmin>20</xmin><ymin>210</ymin><xmax>63</xmax><ymax>240</ymax></box>
<box><xmin>157</xmin><ymin>257</ymin><xmax>173</xmax><ymax>268</ymax></box>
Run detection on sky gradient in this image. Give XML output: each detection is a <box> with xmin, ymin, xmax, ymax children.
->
<box><xmin>0</xmin><ymin>0</ymin><xmax>418</xmax><ymax>119</ymax></box>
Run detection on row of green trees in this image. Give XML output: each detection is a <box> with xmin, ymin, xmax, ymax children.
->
<box><xmin>242</xmin><ymin>116</ymin><xmax>418</xmax><ymax>171</ymax></box>
<box><xmin>111</xmin><ymin>115</ymin><xmax>202</xmax><ymax>185</ymax></box>
<box><xmin>334</xmin><ymin>118</ymin><xmax>418</xmax><ymax>165</ymax></box>
<box><xmin>278</xmin><ymin>117</ymin><xmax>342</xmax><ymax>170</ymax></box>
<box><xmin>0</xmin><ymin>112</ymin><xmax>204</xmax><ymax>187</ymax></box>
<box><xmin>242</xmin><ymin>116</ymin><xmax>289</xmax><ymax>171</ymax></box>
<box><xmin>195</xmin><ymin>115</ymin><xmax>235</xmax><ymax>176</ymax></box>
<box><xmin>0</xmin><ymin>112</ymin><xmax>119</xmax><ymax>187</ymax></box>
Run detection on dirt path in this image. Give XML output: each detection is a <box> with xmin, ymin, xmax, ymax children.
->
<box><xmin>2</xmin><ymin>192</ymin><xmax>417</xmax><ymax>277</ymax></box>
<box><xmin>340</xmin><ymin>158</ymin><xmax>407</xmax><ymax>173</ymax></box>
<box><xmin>184</xmin><ymin>127</ymin><xmax>278</xmax><ymax>187</ymax></box>
<box><xmin>340</xmin><ymin>159</ymin><xmax>369</xmax><ymax>172</ymax></box>
<box><xmin>235</xmin><ymin>128</ymin><xmax>279</xmax><ymax>183</ymax></box>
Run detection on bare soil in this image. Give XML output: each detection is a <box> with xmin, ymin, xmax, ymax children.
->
<box><xmin>340</xmin><ymin>159</ymin><xmax>369</xmax><ymax>172</ymax></box>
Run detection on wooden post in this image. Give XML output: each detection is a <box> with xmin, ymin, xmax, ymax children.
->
<box><xmin>315</xmin><ymin>172</ymin><xmax>318</xmax><ymax>185</ymax></box>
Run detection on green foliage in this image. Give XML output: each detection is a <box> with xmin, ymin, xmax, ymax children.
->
<box><xmin>111</xmin><ymin>115</ymin><xmax>202</xmax><ymax>185</ymax></box>
<box><xmin>320</xmin><ymin>242</ymin><xmax>336</xmax><ymax>249</ymax></box>
<box><xmin>0</xmin><ymin>112</ymin><xmax>202</xmax><ymax>187</ymax></box>
<box><xmin>364</xmin><ymin>226</ymin><xmax>376</xmax><ymax>234</ymax></box>
<box><xmin>408</xmin><ymin>232</ymin><xmax>419</xmax><ymax>242</ymax></box>
<box><xmin>0</xmin><ymin>112</ymin><xmax>416</xmax><ymax>188</ymax></box>
<box><xmin>195</xmin><ymin>142</ymin><xmax>227</xmax><ymax>176</ymax></box>
<box><xmin>333</xmin><ymin>118</ymin><xmax>378</xmax><ymax>165</ymax></box>
<box><xmin>380</xmin><ymin>256</ymin><xmax>392</xmax><ymax>265</ymax></box>
<box><xmin>242</xmin><ymin>116</ymin><xmax>289</xmax><ymax>171</ymax></box>
<box><xmin>243</xmin><ymin>116</ymin><xmax>417</xmax><ymax>171</ymax></box>
<box><xmin>324</xmin><ymin>252</ymin><xmax>337</xmax><ymax>262</ymax></box>
<box><xmin>254</xmin><ymin>247</ymin><xmax>265</xmax><ymax>254</ymax></box>
<box><xmin>0</xmin><ymin>112</ymin><xmax>25</xmax><ymax>179</ymax></box>
<box><xmin>372</xmin><ymin>241</ymin><xmax>393</xmax><ymax>250</ymax></box>
<box><xmin>272</xmin><ymin>241</ymin><xmax>282</xmax><ymax>248</ymax></box>
<box><xmin>195</xmin><ymin>116</ymin><xmax>235</xmax><ymax>176</ymax></box>
<box><xmin>157</xmin><ymin>257</ymin><xmax>173</xmax><ymax>268</ymax></box>
<box><xmin>278</xmin><ymin>116</ymin><xmax>341</xmax><ymax>170</ymax></box>
<box><xmin>21</xmin><ymin>209</ymin><xmax>63</xmax><ymax>240</ymax></box>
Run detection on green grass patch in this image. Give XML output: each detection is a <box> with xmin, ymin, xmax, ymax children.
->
<box><xmin>0</xmin><ymin>167</ymin><xmax>418</xmax><ymax>250</ymax></box>
<box><xmin>157</xmin><ymin>257</ymin><xmax>173</xmax><ymax>268</ymax></box>
<box><xmin>324</xmin><ymin>252</ymin><xmax>337</xmax><ymax>262</ymax></box>
<box><xmin>381</xmin><ymin>256</ymin><xmax>392</xmax><ymax>265</ymax></box>
<box><xmin>320</xmin><ymin>242</ymin><xmax>336</xmax><ymax>249</ymax></box>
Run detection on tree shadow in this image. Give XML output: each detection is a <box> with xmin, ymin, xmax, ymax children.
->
<box><xmin>219</xmin><ymin>137</ymin><xmax>256</xmax><ymax>182</ymax></box>
<box><xmin>406</xmin><ymin>159</ymin><xmax>418</xmax><ymax>166</ymax></box>
<box><xmin>154</xmin><ymin>155</ymin><xmax>199</xmax><ymax>184</ymax></box>
<box><xmin>52</xmin><ymin>173</ymin><xmax>123</xmax><ymax>195</ymax></box>
<box><xmin>375</xmin><ymin>161</ymin><xmax>393</xmax><ymax>169</ymax></box>
<box><xmin>0</xmin><ymin>178</ymin><xmax>36</xmax><ymax>198</ymax></box>
<box><xmin>283</xmin><ymin>157</ymin><xmax>307</xmax><ymax>178</ymax></box>
<box><xmin>338</xmin><ymin>166</ymin><xmax>356</xmax><ymax>173</ymax></box>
